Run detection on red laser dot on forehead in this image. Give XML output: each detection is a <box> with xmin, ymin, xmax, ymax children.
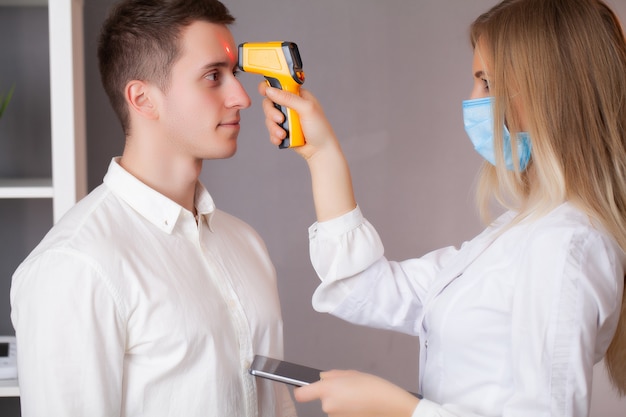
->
<box><xmin>224</xmin><ymin>43</ymin><xmax>234</xmax><ymax>61</ymax></box>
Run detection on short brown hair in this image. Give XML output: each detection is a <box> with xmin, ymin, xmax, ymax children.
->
<box><xmin>97</xmin><ymin>0</ymin><xmax>235</xmax><ymax>134</ymax></box>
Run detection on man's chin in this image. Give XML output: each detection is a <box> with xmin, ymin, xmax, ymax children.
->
<box><xmin>203</xmin><ymin>143</ymin><xmax>238</xmax><ymax>160</ymax></box>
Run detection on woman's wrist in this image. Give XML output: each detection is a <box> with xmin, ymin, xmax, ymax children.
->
<box><xmin>307</xmin><ymin>143</ymin><xmax>357</xmax><ymax>222</ymax></box>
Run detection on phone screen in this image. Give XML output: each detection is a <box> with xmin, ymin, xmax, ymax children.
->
<box><xmin>249</xmin><ymin>355</ymin><xmax>322</xmax><ymax>387</ymax></box>
<box><xmin>249</xmin><ymin>354</ymin><xmax>423</xmax><ymax>399</ymax></box>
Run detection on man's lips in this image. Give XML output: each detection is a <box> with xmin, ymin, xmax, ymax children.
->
<box><xmin>219</xmin><ymin>119</ymin><xmax>240</xmax><ymax>127</ymax></box>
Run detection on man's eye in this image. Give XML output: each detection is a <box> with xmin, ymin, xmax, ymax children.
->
<box><xmin>205</xmin><ymin>72</ymin><xmax>219</xmax><ymax>81</ymax></box>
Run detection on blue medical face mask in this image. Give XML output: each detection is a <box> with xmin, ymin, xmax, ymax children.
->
<box><xmin>462</xmin><ymin>96</ymin><xmax>532</xmax><ymax>171</ymax></box>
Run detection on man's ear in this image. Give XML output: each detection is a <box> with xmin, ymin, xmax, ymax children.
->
<box><xmin>125</xmin><ymin>80</ymin><xmax>159</xmax><ymax>120</ymax></box>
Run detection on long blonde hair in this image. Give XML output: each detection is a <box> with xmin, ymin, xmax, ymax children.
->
<box><xmin>470</xmin><ymin>0</ymin><xmax>626</xmax><ymax>395</ymax></box>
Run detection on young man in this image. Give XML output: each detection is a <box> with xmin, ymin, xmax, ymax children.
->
<box><xmin>10</xmin><ymin>1</ymin><xmax>296</xmax><ymax>416</ymax></box>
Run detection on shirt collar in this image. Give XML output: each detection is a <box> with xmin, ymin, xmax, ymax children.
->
<box><xmin>103</xmin><ymin>158</ymin><xmax>216</xmax><ymax>234</ymax></box>
<box><xmin>194</xmin><ymin>181</ymin><xmax>217</xmax><ymax>231</ymax></box>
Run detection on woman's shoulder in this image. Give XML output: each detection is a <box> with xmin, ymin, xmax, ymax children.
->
<box><xmin>530</xmin><ymin>203</ymin><xmax>607</xmax><ymax>236</ymax></box>
<box><xmin>519</xmin><ymin>202</ymin><xmax>623</xmax><ymax>263</ymax></box>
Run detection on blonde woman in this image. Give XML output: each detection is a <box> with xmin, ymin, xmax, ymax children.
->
<box><xmin>259</xmin><ymin>0</ymin><xmax>626</xmax><ymax>416</ymax></box>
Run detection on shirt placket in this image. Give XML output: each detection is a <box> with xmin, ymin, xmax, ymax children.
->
<box><xmin>192</xmin><ymin>215</ymin><xmax>258</xmax><ymax>417</ymax></box>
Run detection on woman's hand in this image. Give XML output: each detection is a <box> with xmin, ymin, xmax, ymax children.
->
<box><xmin>294</xmin><ymin>369</ymin><xmax>420</xmax><ymax>417</ymax></box>
<box><xmin>258</xmin><ymin>82</ymin><xmax>338</xmax><ymax>161</ymax></box>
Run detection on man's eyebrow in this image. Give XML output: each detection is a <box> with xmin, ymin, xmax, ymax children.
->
<box><xmin>201</xmin><ymin>61</ymin><xmax>230</xmax><ymax>71</ymax></box>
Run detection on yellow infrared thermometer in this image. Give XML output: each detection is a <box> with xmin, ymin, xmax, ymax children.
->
<box><xmin>238</xmin><ymin>41</ymin><xmax>306</xmax><ymax>148</ymax></box>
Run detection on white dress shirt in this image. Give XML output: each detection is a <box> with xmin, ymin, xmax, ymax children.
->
<box><xmin>11</xmin><ymin>158</ymin><xmax>296</xmax><ymax>417</ymax></box>
<box><xmin>307</xmin><ymin>204</ymin><xmax>624</xmax><ymax>417</ymax></box>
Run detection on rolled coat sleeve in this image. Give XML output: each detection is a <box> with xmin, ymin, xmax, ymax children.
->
<box><xmin>308</xmin><ymin>206</ymin><xmax>461</xmax><ymax>336</ymax></box>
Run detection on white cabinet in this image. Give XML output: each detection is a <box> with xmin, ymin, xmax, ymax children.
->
<box><xmin>0</xmin><ymin>0</ymin><xmax>86</xmax><ymax>223</ymax></box>
<box><xmin>0</xmin><ymin>0</ymin><xmax>86</xmax><ymax>397</ymax></box>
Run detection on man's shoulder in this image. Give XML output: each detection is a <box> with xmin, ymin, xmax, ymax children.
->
<box><xmin>210</xmin><ymin>208</ymin><xmax>263</xmax><ymax>236</ymax></box>
<box><xmin>22</xmin><ymin>184</ymin><xmax>126</xmax><ymax>259</ymax></box>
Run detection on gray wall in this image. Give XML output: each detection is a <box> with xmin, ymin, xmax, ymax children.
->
<box><xmin>1</xmin><ymin>1</ymin><xmax>625</xmax><ymax>416</ymax></box>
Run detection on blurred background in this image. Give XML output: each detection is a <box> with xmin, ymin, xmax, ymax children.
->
<box><xmin>1</xmin><ymin>0</ymin><xmax>625</xmax><ymax>415</ymax></box>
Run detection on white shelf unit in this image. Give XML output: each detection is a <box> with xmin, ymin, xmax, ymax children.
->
<box><xmin>0</xmin><ymin>0</ymin><xmax>46</xmax><ymax>6</ymax></box>
<box><xmin>0</xmin><ymin>0</ymin><xmax>86</xmax><ymax>224</ymax></box>
<box><xmin>0</xmin><ymin>179</ymin><xmax>53</xmax><ymax>199</ymax></box>
<box><xmin>0</xmin><ymin>379</ymin><xmax>18</xmax><ymax>397</ymax></box>
<box><xmin>0</xmin><ymin>0</ymin><xmax>87</xmax><ymax>397</ymax></box>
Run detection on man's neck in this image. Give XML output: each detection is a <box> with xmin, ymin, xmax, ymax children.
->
<box><xmin>119</xmin><ymin>145</ymin><xmax>202</xmax><ymax>214</ymax></box>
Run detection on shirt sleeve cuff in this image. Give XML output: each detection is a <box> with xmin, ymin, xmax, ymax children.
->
<box><xmin>412</xmin><ymin>399</ymin><xmax>454</xmax><ymax>417</ymax></box>
<box><xmin>308</xmin><ymin>205</ymin><xmax>363</xmax><ymax>240</ymax></box>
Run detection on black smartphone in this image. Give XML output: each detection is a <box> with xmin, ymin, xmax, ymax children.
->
<box><xmin>249</xmin><ymin>354</ymin><xmax>423</xmax><ymax>399</ymax></box>
<box><xmin>249</xmin><ymin>355</ymin><xmax>322</xmax><ymax>387</ymax></box>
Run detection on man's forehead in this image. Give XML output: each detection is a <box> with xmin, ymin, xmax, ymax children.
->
<box><xmin>177</xmin><ymin>20</ymin><xmax>236</xmax><ymax>64</ymax></box>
